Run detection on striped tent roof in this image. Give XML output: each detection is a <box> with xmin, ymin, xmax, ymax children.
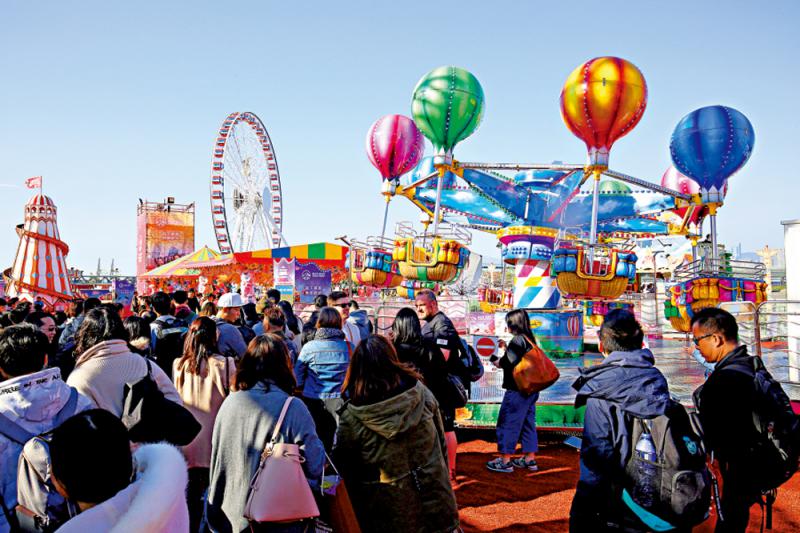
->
<box><xmin>182</xmin><ymin>242</ymin><xmax>348</xmax><ymax>270</ymax></box>
<box><xmin>140</xmin><ymin>246</ymin><xmax>220</xmax><ymax>278</ymax></box>
<box><xmin>234</xmin><ymin>242</ymin><xmax>347</xmax><ymax>264</ymax></box>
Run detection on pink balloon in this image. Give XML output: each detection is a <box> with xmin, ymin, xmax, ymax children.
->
<box><xmin>366</xmin><ymin>115</ymin><xmax>425</xmax><ymax>180</ymax></box>
<box><xmin>661</xmin><ymin>166</ymin><xmax>727</xmax><ymax>224</ymax></box>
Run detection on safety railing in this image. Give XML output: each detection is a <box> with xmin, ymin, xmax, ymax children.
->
<box><xmin>394</xmin><ymin>221</ymin><xmax>472</xmax><ymax>245</ymax></box>
<box><xmin>672</xmin><ymin>258</ymin><xmax>766</xmax><ymax>283</ymax></box>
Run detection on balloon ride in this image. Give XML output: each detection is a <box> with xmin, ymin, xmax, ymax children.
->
<box><xmin>352</xmin><ymin>56</ymin><xmax>764</xmax><ymax>339</ymax></box>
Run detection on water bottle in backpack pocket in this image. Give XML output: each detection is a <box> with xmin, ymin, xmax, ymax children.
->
<box><xmin>622</xmin><ymin>400</ymin><xmax>711</xmax><ymax>531</ymax></box>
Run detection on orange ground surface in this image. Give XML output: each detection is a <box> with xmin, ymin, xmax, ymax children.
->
<box><xmin>454</xmin><ymin>436</ymin><xmax>800</xmax><ymax>532</ymax></box>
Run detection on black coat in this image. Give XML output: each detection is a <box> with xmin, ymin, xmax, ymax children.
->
<box><xmin>693</xmin><ymin>345</ymin><xmax>760</xmax><ymax>464</ymax></box>
<box><xmin>393</xmin><ymin>339</ymin><xmax>448</xmax><ymax>403</ymax></box>
<box><xmin>421</xmin><ymin>311</ymin><xmax>469</xmax><ymax>384</ymax></box>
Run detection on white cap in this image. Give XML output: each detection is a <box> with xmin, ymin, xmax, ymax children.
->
<box><xmin>218</xmin><ymin>292</ymin><xmax>244</xmax><ymax>308</ymax></box>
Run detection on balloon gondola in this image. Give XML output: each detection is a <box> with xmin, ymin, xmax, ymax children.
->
<box><xmin>392</xmin><ymin>222</ymin><xmax>471</xmax><ymax>285</ymax></box>
<box><xmin>349</xmin><ymin>238</ymin><xmax>402</xmax><ymax>289</ymax></box>
<box><xmin>552</xmin><ymin>242</ymin><xmax>637</xmax><ymax>300</ymax></box>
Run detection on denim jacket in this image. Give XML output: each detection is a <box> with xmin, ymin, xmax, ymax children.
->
<box><xmin>295</xmin><ymin>328</ymin><xmax>352</xmax><ymax>400</ymax></box>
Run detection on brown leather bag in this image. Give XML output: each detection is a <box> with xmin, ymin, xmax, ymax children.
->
<box><xmin>512</xmin><ymin>337</ymin><xmax>560</xmax><ymax>395</ymax></box>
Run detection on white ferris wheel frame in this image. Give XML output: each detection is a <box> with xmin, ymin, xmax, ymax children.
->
<box><xmin>209</xmin><ymin>111</ymin><xmax>285</xmax><ymax>254</ymax></box>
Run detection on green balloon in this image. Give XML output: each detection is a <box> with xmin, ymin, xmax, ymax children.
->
<box><xmin>411</xmin><ymin>66</ymin><xmax>485</xmax><ymax>157</ymax></box>
<box><xmin>598</xmin><ymin>180</ymin><xmax>632</xmax><ymax>195</ymax></box>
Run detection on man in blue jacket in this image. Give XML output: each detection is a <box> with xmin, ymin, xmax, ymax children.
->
<box><xmin>569</xmin><ymin>310</ymin><xmax>671</xmax><ymax>532</ymax></box>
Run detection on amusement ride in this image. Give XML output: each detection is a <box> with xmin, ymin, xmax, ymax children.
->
<box><xmin>353</xmin><ymin>57</ymin><xmax>766</xmax><ymax>346</ymax></box>
<box><xmin>209</xmin><ymin>111</ymin><xmax>286</xmax><ymax>254</ymax></box>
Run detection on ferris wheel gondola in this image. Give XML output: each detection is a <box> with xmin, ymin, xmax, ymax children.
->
<box><xmin>209</xmin><ymin>112</ymin><xmax>286</xmax><ymax>254</ymax></box>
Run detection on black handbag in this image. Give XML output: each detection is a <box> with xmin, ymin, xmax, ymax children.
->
<box><xmin>444</xmin><ymin>374</ymin><xmax>468</xmax><ymax>409</ymax></box>
<box><xmin>121</xmin><ymin>359</ymin><xmax>201</xmax><ymax>445</ymax></box>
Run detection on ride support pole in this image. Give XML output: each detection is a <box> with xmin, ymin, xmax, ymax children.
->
<box><xmin>379</xmin><ymin>198</ymin><xmax>391</xmax><ymax>244</ymax></box>
<box><xmin>589</xmin><ymin>169</ymin><xmax>601</xmax><ymax>244</ymax></box>
<box><xmin>432</xmin><ymin>166</ymin><xmax>446</xmax><ymax>236</ymax></box>
<box><xmin>709</xmin><ymin>204</ymin><xmax>719</xmax><ymax>267</ymax></box>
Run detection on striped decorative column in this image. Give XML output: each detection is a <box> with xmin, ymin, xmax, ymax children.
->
<box><xmin>513</xmin><ymin>259</ymin><xmax>560</xmax><ymax>309</ymax></box>
<box><xmin>6</xmin><ymin>194</ymin><xmax>74</xmax><ymax>309</ymax></box>
<box><xmin>498</xmin><ymin>226</ymin><xmax>560</xmax><ymax>310</ymax></box>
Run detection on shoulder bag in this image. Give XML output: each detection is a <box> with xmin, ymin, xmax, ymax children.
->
<box><xmin>512</xmin><ymin>337</ymin><xmax>560</xmax><ymax>395</ymax></box>
<box><xmin>244</xmin><ymin>396</ymin><xmax>320</xmax><ymax>523</ymax></box>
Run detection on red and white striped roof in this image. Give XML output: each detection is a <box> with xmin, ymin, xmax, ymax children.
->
<box><xmin>27</xmin><ymin>194</ymin><xmax>56</xmax><ymax>207</ymax></box>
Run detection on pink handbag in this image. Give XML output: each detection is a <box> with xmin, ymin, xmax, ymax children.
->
<box><xmin>243</xmin><ymin>396</ymin><xmax>320</xmax><ymax>523</ymax></box>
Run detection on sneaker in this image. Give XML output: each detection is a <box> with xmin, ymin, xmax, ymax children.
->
<box><xmin>486</xmin><ymin>458</ymin><xmax>514</xmax><ymax>473</ymax></box>
<box><xmin>511</xmin><ymin>457</ymin><xmax>539</xmax><ymax>471</ymax></box>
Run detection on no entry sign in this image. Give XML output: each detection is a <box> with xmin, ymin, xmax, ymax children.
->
<box><xmin>473</xmin><ymin>336</ymin><xmax>498</xmax><ymax>358</ymax></box>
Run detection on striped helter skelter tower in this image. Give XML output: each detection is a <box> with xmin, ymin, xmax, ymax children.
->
<box><xmin>6</xmin><ymin>194</ymin><xmax>73</xmax><ymax>308</ymax></box>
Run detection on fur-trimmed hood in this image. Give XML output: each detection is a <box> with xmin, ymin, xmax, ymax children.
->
<box><xmin>55</xmin><ymin>443</ymin><xmax>189</xmax><ymax>532</ymax></box>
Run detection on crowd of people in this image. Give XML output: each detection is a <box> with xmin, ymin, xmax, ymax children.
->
<box><xmin>0</xmin><ymin>288</ymin><xmax>795</xmax><ymax>533</ymax></box>
<box><xmin>0</xmin><ymin>288</ymin><xmax>469</xmax><ymax>533</ymax></box>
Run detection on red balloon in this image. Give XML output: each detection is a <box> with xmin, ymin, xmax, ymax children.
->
<box><xmin>661</xmin><ymin>166</ymin><xmax>727</xmax><ymax>224</ymax></box>
<box><xmin>366</xmin><ymin>115</ymin><xmax>425</xmax><ymax>180</ymax></box>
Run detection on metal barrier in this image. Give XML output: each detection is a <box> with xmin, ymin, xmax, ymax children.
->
<box><xmin>673</xmin><ymin>258</ymin><xmax>766</xmax><ymax>282</ymax></box>
<box><xmin>720</xmin><ymin>299</ymin><xmax>800</xmax><ymax>399</ymax></box>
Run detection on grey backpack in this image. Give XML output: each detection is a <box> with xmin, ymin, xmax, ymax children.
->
<box><xmin>0</xmin><ymin>388</ymin><xmax>79</xmax><ymax>532</ymax></box>
<box><xmin>622</xmin><ymin>399</ymin><xmax>711</xmax><ymax>530</ymax></box>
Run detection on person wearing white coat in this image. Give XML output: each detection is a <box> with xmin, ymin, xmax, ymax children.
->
<box><xmin>49</xmin><ymin>409</ymin><xmax>189</xmax><ymax>533</ymax></box>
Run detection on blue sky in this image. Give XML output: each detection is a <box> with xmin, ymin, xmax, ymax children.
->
<box><xmin>1</xmin><ymin>1</ymin><xmax>797</xmax><ymax>273</ymax></box>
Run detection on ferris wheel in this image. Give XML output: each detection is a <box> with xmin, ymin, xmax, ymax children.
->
<box><xmin>210</xmin><ymin>111</ymin><xmax>285</xmax><ymax>254</ymax></box>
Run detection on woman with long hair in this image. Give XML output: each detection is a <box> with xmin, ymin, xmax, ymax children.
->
<box><xmin>486</xmin><ymin>308</ymin><xmax>541</xmax><ymax>473</ymax></box>
<box><xmin>173</xmin><ymin>316</ymin><xmax>235</xmax><ymax>532</ymax></box>
<box><xmin>66</xmin><ymin>307</ymin><xmax>180</xmax><ymax>416</ymax></box>
<box><xmin>335</xmin><ymin>335</ymin><xmax>459</xmax><ymax>533</ymax></box>
<box><xmin>391</xmin><ymin>307</ymin><xmax>452</xmax><ymax>429</ymax></box>
<box><xmin>294</xmin><ymin>306</ymin><xmax>351</xmax><ymax>450</ymax></box>
<box><xmin>123</xmin><ymin>315</ymin><xmax>151</xmax><ymax>357</ymax></box>
<box><xmin>207</xmin><ymin>334</ymin><xmax>324</xmax><ymax>533</ymax></box>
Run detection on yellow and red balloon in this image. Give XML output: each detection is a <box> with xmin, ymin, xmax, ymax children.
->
<box><xmin>560</xmin><ymin>57</ymin><xmax>647</xmax><ymax>168</ymax></box>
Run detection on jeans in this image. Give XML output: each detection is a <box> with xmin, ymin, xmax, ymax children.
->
<box><xmin>496</xmin><ymin>390</ymin><xmax>539</xmax><ymax>455</ymax></box>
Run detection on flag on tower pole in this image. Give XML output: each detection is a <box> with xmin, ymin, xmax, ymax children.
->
<box><xmin>25</xmin><ymin>176</ymin><xmax>42</xmax><ymax>189</ymax></box>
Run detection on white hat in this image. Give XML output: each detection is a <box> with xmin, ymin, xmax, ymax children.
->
<box><xmin>218</xmin><ymin>292</ymin><xmax>244</xmax><ymax>308</ymax></box>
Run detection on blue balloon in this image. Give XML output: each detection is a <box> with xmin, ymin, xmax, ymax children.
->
<box><xmin>669</xmin><ymin>105</ymin><xmax>755</xmax><ymax>192</ymax></box>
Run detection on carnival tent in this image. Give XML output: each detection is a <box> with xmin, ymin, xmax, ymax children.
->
<box><xmin>140</xmin><ymin>246</ymin><xmax>220</xmax><ymax>278</ymax></box>
<box><xmin>182</xmin><ymin>242</ymin><xmax>349</xmax><ymax>285</ymax></box>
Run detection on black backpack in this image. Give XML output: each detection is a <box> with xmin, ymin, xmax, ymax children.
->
<box><xmin>151</xmin><ymin>316</ymin><xmax>188</xmax><ymax>378</ymax></box>
<box><xmin>121</xmin><ymin>358</ymin><xmax>201</xmax><ymax>446</ymax></box>
<box><xmin>460</xmin><ymin>339</ymin><xmax>484</xmax><ymax>383</ymax></box>
<box><xmin>727</xmin><ymin>355</ymin><xmax>800</xmax><ymax>492</ymax></box>
<box><xmin>0</xmin><ymin>388</ymin><xmax>80</xmax><ymax>532</ymax></box>
<box><xmin>622</xmin><ymin>400</ymin><xmax>712</xmax><ymax>530</ymax></box>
